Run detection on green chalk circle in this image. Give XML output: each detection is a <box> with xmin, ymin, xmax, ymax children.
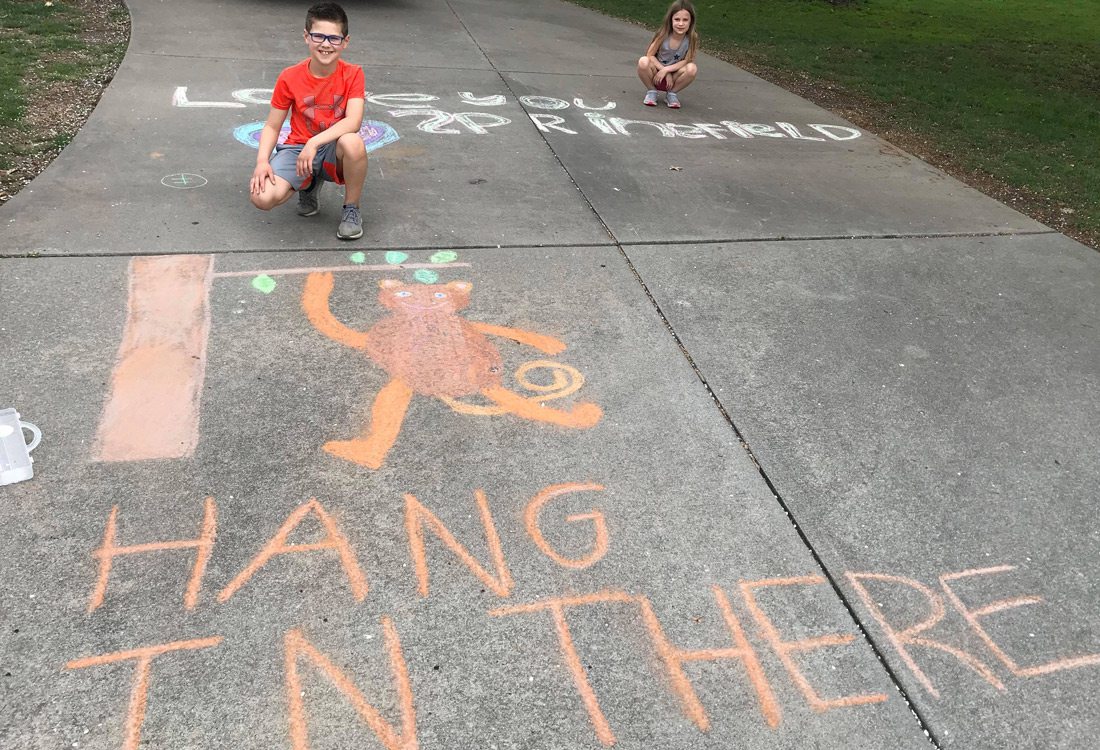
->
<box><xmin>251</xmin><ymin>275</ymin><xmax>277</xmax><ymax>294</ymax></box>
<box><xmin>349</xmin><ymin>252</ymin><xmax>366</xmax><ymax>264</ymax></box>
<box><xmin>385</xmin><ymin>251</ymin><xmax>409</xmax><ymax>265</ymax></box>
<box><xmin>430</xmin><ymin>251</ymin><xmax>458</xmax><ymax>264</ymax></box>
<box><xmin>414</xmin><ymin>269</ymin><xmax>439</xmax><ymax>284</ymax></box>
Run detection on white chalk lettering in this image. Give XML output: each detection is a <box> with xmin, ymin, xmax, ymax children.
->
<box><xmin>369</xmin><ymin>93</ymin><xmax>440</xmax><ymax>109</ymax></box>
<box><xmin>776</xmin><ymin>122</ymin><xmax>826</xmax><ymax>141</ymax></box>
<box><xmin>720</xmin><ymin>121</ymin><xmax>755</xmax><ymax>138</ymax></box>
<box><xmin>573</xmin><ymin>98</ymin><xmax>616</xmax><ymax>111</ymax></box>
<box><xmin>740</xmin><ymin>123</ymin><xmax>786</xmax><ymax>138</ymax></box>
<box><xmin>530</xmin><ymin>114</ymin><xmax>579</xmax><ymax>135</ymax></box>
<box><xmin>459</xmin><ymin>92</ymin><xmax>507</xmax><ymax>107</ymax></box>
<box><xmin>453</xmin><ymin>112</ymin><xmax>512</xmax><ymax>134</ymax></box>
<box><xmin>173</xmin><ymin>87</ymin><xmax>245</xmax><ymax>109</ymax></box>
<box><xmin>667</xmin><ymin>124</ymin><xmax>708</xmax><ymax>139</ymax></box>
<box><xmin>609</xmin><ymin>117</ymin><xmax>676</xmax><ymax>138</ymax></box>
<box><xmin>808</xmin><ymin>124</ymin><xmax>863</xmax><ymax>141</ymax></box>
<box><xmin>693</xmin><ymin>123</ymin><xmax>729</xmax><ymax>140</ymax></box>
<box><xmin>390</xmin><ymin>108</ymin><xmax>461</xmax><ymax>134</ymax></box>
<box><xmin>585</xmin><ymin>112</ymin><xmax>619</xmax><ymax>135</ymax></box>
<box><xmin>520</xmin><ymin>95</ymin><xmax>570</xmax><ymax>111</ymax></box>
<box><xmin>232</xmin><ymin>88</ymin><xmax>274</xmax><ymax>105</ymax></box>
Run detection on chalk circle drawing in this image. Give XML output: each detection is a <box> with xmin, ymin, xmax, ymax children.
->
<box><xmin>161</xmin><ymin>173</ymin><xmax>208</xmax><ymax>189</ymax></box>
<box><xmin>303</xmin><ymin>274</ymin><xmax>603</xmax><ymax>470</ymax></box>
<box><xmin>233</xmin><ymin>120</ymin><xmax>399</xmax><ymax>153</ymax></box>
<box><xmin>349</xmin><ymin>252</ymin><xmax>366</xmax><ymax>264</ymax></box>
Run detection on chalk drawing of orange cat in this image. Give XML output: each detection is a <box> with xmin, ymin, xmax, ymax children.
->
<box><xmin>303</xmin><ymin>272</ymin><xmax>602</xmax><ymax>469</ymax></box>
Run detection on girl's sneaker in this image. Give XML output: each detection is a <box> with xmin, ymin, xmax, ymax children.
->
<box><xmin>643</xmin><ymin>90</ymin><xmax>659</xmax><ymax>107</ymax></box>
<box><xmin>666</xmin><ymin>92</ymin><xmax>681</xmax><ymax>109</ymax></box>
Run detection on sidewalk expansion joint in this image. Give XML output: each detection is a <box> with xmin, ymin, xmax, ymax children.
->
<box><xmin>0</xmin><ymin>241</ymin><xmax>619</xmax><ymax>261</ymax></box>
<box><xmin>616</xmin><ymin>229</ymin><xmax>1060</xmax><ymax>247</ymax></box>
<box><xmin>442</xmin><ymin>8</ymin><xmax>941</xmax><ymax>739</ymax></box>
<box><xmin>443</xmin><ymin>0</ymin><xmax>621</xmax><ymax>248</ymax></box>
<box><xmin>615</xmin><ymin>242</ymin><xmax>944</xmax><ymax>749</ymax></box>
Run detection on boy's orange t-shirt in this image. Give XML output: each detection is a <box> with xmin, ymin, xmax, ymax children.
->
<box><xmin>271</xmin><ymin>59</ymin><xmax>366</xmax><ymax>145</ymax></box>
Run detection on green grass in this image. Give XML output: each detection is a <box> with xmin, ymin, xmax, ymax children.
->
<box><xmin>570</xmin><ymin>0</ymin><xmax>1100</xmax><ymax>243</ymax></box>
<box><xmin>0</xmin><ymin>0</ymin><xmax>126</xmax><ymax>177</ymax></box>
<box><xmin>0</xmin><ymin>0</ymin><xmax>83</xmax><ymax>122</ymax></box>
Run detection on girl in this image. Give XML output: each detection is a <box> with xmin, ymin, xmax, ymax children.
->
<box><xmin>637</xmin><ymin>0</ymin><xmax>699</xmax><ymax>108</ymax></box>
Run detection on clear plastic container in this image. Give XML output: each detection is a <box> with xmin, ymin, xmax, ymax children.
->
<box><xmin>0</xmin><ymin>408</ymin><xmax>42</xmax><ymax>486</ymax></box>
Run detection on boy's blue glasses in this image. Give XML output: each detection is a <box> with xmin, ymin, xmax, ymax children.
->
<box><xmin>306</xmin><ymin>32</ymin><xmax>347</xmax><ymax>46</ymax></box>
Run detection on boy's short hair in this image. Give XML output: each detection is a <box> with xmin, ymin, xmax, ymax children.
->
<box><xmin>306</xmin><ymin>2</ymin><xmax>349</xmax><ymax>36</ymax></box>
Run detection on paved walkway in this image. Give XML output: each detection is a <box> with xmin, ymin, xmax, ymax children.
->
<box><xmin>1</xmin><ymin>1</ymin><xmax>1097</xmax><ymax>748</ymax></box>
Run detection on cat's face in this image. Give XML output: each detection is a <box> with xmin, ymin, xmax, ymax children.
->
<box><xmin>377</xmin><ymin>280</ymin><xmax>472</xmax><ymax>313</ymax></box>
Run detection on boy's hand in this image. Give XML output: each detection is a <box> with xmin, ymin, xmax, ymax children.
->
<box><xmin>296</xmin><ymin>142</ymin><xmax>318</xmax><ymax>178</ymax></box>
<box><xmin>250</xmin><ymin>163</ymin><xmax>275</xmax><ymax>195</ymax></box>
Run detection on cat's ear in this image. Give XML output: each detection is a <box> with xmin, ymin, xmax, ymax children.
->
<box><xmin>447</xmin><ymin>281</ymin><xmax>472</xmax><ymax>293</ymax></box>
<box><xmin>379</xmin><ymin>279</ymin><xmax>403</xmax><ymax>289</ymax></box>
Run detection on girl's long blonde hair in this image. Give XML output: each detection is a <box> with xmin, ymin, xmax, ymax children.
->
<box><xmin>648</xmin><ymin>0</ymin><xmax>698</xmax><ymax>63</ymax></box>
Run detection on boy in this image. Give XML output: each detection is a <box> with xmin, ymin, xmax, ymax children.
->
<box><xmin>249</xmin><ymin>2</ymin><xmax>367</xmax><ymax>240</ymax></box>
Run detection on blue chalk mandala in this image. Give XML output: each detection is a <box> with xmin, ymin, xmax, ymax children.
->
<box><xmin>233</xmin><ymin>120</ymin><xmax>400</xmax><ymax>152</ymax></box>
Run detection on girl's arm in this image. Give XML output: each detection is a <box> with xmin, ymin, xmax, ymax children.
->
<box><xmin>645</xmin><ymin>37</ymin><xmax>661</xmax><ymax>61</ymax></box>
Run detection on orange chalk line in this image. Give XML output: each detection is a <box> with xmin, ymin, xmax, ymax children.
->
<box><xmin>66</xmin><ymin>636</ymin><xmax>223</xmax><ymax>750</ymax></box>
<box><xmin>286</xmin><ymin>622</ymin><xmax>418</xmax><ymax>750</ymax></box>
<box><xmin>490</xmin><ymin>591</ymin><xmax>635</xmax><ymax>746</ymax></box>
<box><xmin>709</xmin><ymin>586</ymin><xmax>783</xmax><ymax>727</ymax></box>
<box><xmin>845</xmin><ymin>572</ymin><xmax>1005</xmax><ymax>698</ymax></box>
<box><xmin>66</xmin><ymin>636</ymin><xmax>223</xmax><ymax>670</ymax></box>
<box><xmin>551</xmin><ymin>605</ymin><xmax>616</xmax><ymax>747</ymax></box>
<box><xmin>490</xmin><ymin>590</ymin><xmax>636</xmax><ymax>617</ymax></box>
<box><xmin>939</xmin><ymin>566</ymin><xmax>1100</xmax><ymax>679</ymax></box>
<box><xmin>636</xmin><ymin>597</ymin><xmax>711</xmax><ymax>731</ymax></box>
<box><xmin>523</xmin><ymin>483</ymin><xmax>608</xmax><ymax>570</ymax></box>
<box><xmin>213</xmin><ymin>262</ymin><xmax>470</xmax><ymax>279</ymax></box>
<box><xmin>404</xmin><ymin>491</ymin><xmax>513</xmax><ymax>598</ymax></box>
<box><xmin>492</xmin><ymin>588</ymin><xmax>790</xmax><ymax>738</ymax></box>
<box><xmin>740</xmin><ymin>577</ymin><xmax>887</xmax><ymax>711</ymax></box>
<box><xmin>88</xmin><ymin>498</ymin><xmax>217</xmax><ymax>613</ymax></box>
<box><xmin>217</xmin><ymin>498</ymin><xmax>368</xmax><ymax>603</ymax></box>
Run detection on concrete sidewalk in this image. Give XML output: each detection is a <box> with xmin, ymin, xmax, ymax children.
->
<box><xmin>1</xmin><ymin>1</ymin><xmax>1097</xmax><ymax>748</ymax></box>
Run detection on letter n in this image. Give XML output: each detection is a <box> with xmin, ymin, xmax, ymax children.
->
<box><xmin>405</xmin><ymin>491</ymin><xmax>512</xmax><ymax>597</ymax></box>
<box><xmin>285</xmin><ymin>623</ymin><xmax>418</xmax><ymax>750</ymax></box>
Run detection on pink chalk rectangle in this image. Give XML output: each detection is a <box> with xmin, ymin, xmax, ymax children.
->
<box><xmin>95</xmin><ymin>255</ymin><xmax>213</xmax><ymax>462</ymax></box>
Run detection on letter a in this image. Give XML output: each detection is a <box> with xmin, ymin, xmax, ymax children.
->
<box><xmin>218</xmin><ymin>498</ymin><xmax>368</xmax><ymax>603</ymax></box>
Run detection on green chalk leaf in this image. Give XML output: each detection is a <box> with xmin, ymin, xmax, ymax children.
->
<box><xmin>251</xmin><ymin>274</ymin><xmax>276</xmax><ymax>294</ymax></box>
<box><xmin>414</xmin><ymin>269</ymin><xmax>439</xmax><ymax>284</ymax></box>
<box><xmin>349</xmin><ymin>251</ymin><xmax>366</xmax><ymax>264</ymax></box>
<box><xmin>385</xmin><ymin>251</ymin><xmax>409</xmax><ymax>265</ymax></box>
<box><xmin>430</xmin><ymin>250</ymin><xmax>458</xmax><ymax>264</ymax></box>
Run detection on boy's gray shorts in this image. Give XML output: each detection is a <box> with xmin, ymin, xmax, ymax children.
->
<box><xmin>269</xmin><ymin>141</ymin><xmax>342</xmax><ymax>191</ymax></box>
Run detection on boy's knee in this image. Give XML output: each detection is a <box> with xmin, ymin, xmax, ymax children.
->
<box><xmin>251</xmin><ymin>192</ymin><xmax>280</xmax><ymax>211</ymax></box>
<box><xmin>338</xmin><ymin>133</ymin><xmax>367</xmax><ymax>160</ymax></box>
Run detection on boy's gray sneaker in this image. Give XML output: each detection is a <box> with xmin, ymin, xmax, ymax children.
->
<box><xmin>337</xmin><ymin>204</ymin><xmax>363</xmax><ymax>240</ymax></box>
<box><xmin>296</xmin><ymin>179</ymin><xmax>322</xmax><ymax>216</ymax></box>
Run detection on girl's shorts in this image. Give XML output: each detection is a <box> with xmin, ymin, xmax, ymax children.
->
<box><xmin>269</xmin><ymin>141</ymin><xmax>344</xmax><ymax>191</ymax></box>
